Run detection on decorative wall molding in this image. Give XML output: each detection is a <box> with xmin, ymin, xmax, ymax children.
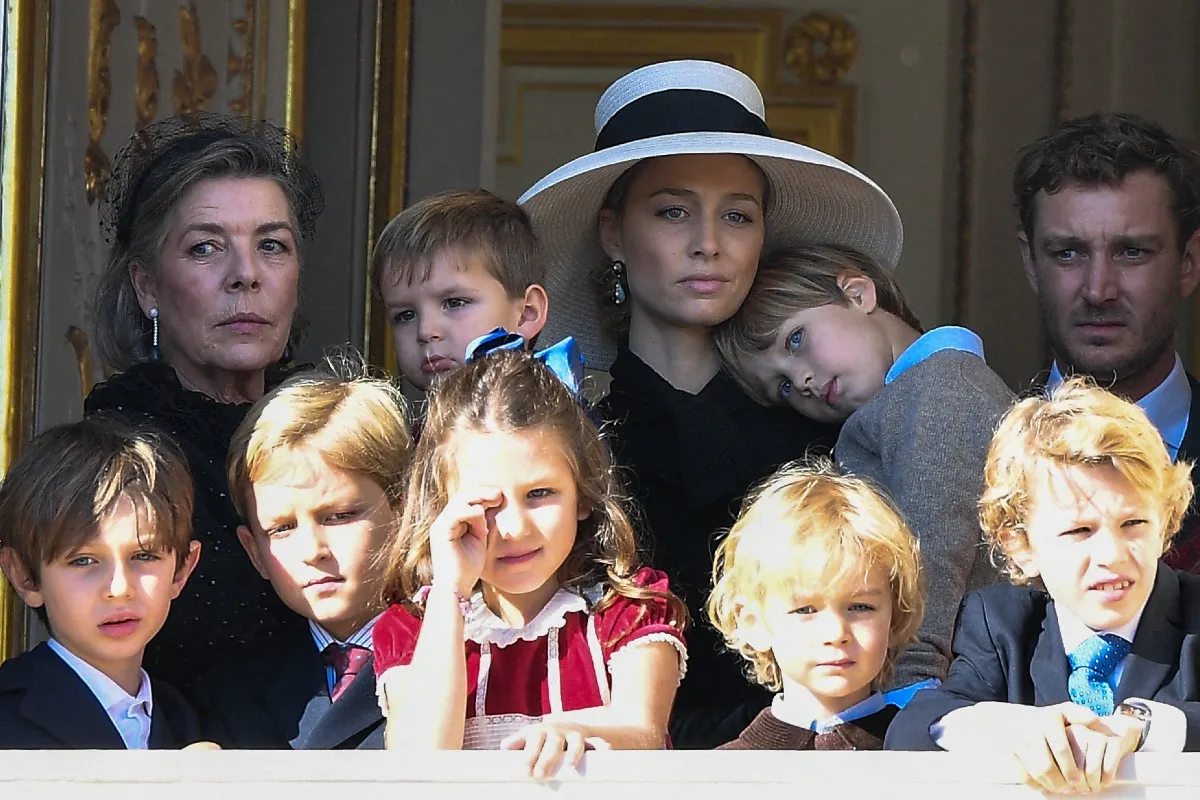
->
<box><xmin>951</xmin><ymin>0</ymin><xmax>978</xmax><ymax>325</ymax></box>
<box><xmin>1052</xmin><ymin>0</ymin><xmax>1072</xmax><ymax>122</ymax></box>
<box><xmin>497</xmin><ymin>4</ymin><xmax>859</xmax><ymax>172</ymax></box>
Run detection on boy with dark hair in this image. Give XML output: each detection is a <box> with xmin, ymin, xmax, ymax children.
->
<box><xmin>0</xmin><ymin>416</ymin><xmax>203</xmax><ymax>748</ymax></box>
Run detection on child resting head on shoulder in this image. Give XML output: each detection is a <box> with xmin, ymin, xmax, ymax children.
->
<box><xmin>708</xmin><ymin>460</ymin><xmax>924</xmax><ymax>750</ymax></box>
<box><xmin>371</xmin><ymin>346</ymin><xmax>688</xmax><ymax>778</ymax></box>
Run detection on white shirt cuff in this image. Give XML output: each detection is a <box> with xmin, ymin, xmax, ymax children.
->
<box><xmin>1129</xmin><ymin>698</ymin><xmax>1187</xmax><ymax>753</ymax></box>
<box><xmin>930</xmin><ymin>703</ymin><xmax>1026</xmax><ymax>751</ymax></box>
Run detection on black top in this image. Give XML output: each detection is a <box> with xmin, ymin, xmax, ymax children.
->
<box><xmin>598</xmin><ymin>346</ymin><xmax>838</xmax><ymax>749</ymax></box>
<box><xmin>84</xmin><ymin>362</ymin><xmax>303</xmax><ymax>693</ymax></box>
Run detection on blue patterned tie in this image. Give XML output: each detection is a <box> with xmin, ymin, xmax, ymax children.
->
<box><xmin>1067</xmin><ymin>634</ymin><xmax>1131</xmax><ymax>715</ymax></box>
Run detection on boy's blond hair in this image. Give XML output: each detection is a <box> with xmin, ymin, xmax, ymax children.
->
<box><xmin>707</xmin><ymin>460</ymin><xmax>925</xmax><ymax>691</ymax></box>
<box><xmin>715</xmin><ymin>245</ymin><xmax>923</xmax><ymax>406</ymax></box>
<box><xmin>228</xmin><ymin>353</ymin><xmax>413</xmax><ymax>520</ymax></box>
<box><xmin>370</xmin><ymin>189</ymin><xmax>543</xmax><ymax>299</ymax></box>
<box><xmin>980</xmin><ymin>377</ymin><xmax>1195</xmax><ymax>585</ymax></box>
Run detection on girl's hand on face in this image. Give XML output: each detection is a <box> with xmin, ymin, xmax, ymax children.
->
<box><xmin>500</xmin><ymin>721</ymin><xmax>610</xmax><ymax>781</ymax></box>
<box><xmin>428</xmin><ymin>487</ymin><xmax>501</xmax><ymax>597</ymax></box>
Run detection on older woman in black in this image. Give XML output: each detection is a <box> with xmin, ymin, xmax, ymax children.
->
<box><xmin>85</xmin><ymin>113</ymin><xmax>324</xmax><ymax>691</ymax></box>
<box><xmin>520</xmin><ymin>60</ymin><xmax>904</xmax><ymax>748</ymax></box>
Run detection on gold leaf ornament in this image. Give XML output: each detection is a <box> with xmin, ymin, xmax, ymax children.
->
<box><xmin>783</xmin><ymin>12</ymin><xmax>859</xmax><ymax>85</ymax></box>
<box><xmin>173</xmin><ymin>0</ymin><xmax>218</xmax><ymax>115</ymax></box>
<box><xmin>85</xmin><ymin>0</ymin><xmax>120</xmax><ymax>204</ymax></box>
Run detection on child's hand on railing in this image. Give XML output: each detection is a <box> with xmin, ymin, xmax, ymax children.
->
<box><xmin>500</xmin><ymin>721</ymin><xmax>611</xmax><ymax>780</ymax></box>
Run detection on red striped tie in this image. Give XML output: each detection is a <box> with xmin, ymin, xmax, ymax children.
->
<box><xmin>322</xmin><ymin>643</ymin><xmax>371</xmax><ymax>702</ymax></box>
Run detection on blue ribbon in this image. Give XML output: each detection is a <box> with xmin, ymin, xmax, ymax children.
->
<box><xmin>464</xmin><ymin>327</ymin><xmax>585</xmax><ymax>397</ymax></box>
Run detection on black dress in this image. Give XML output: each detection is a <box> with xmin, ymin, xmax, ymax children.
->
<box><xmin>599</xmin><ymin>346</ymin><xmax>838</xmax><ymax>749</ymax></box>
<box><xmin>84</xmin><ymin>362</ymin><xmax>304</xmax><ymax>693</ymax></box>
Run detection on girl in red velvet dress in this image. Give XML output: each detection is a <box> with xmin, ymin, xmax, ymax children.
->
<box><xmin>372</xmin><ymin>350</ymin><xmax>688</xmax><ymax>778</ymax></box>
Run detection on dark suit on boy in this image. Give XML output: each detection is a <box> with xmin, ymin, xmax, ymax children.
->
<box><xmin>1165</xmin><ymin>373</ymin><xmax>1200</xmax><ymax>572</ymax></box>
<box><xmin>193</xmin><ymin>627</ymin><xmax>385</xmax><ymax>749</ymax></box>
<box><xmin>885</xmin><ymin>565</ymin><xmax>1200</xmax><ymax>751</ymax></box>
<box><xmin>0</xmin><ymin>641</ymin><xmax>201</xmax><ymax>748</ymax></box>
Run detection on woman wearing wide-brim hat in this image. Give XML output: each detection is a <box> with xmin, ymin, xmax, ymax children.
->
<box><xmin>520</xmin><ymin>60</ymin><xmax>903</xmax><ymax>749</ymax></box>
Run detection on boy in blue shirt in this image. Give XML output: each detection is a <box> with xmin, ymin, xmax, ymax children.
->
<box><xmin>715</xmin><ymin>245</ymin><xmax>1014</xmax><ymax>690</ymax></box>
<box><xmin>886</xmin><ymin>379</ymin><xmax>1200</xmax><ymax>794</ymax></box>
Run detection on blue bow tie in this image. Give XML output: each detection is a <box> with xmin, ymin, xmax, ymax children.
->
<box><xmin>464</xmin><ymin>327</ymin><xmax>585</xmax><ymax>397</ymax></box>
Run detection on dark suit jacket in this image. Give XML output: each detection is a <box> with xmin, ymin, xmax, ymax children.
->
<box><xmin>1164</xmin><ymin>373</ymin><xmax>1200</xmax><ymax>572</ymax></box>
<box><xmin>0</xmin><ymin>642</ymin><xmax>200</xmax><ymax>749</ymax></box>
<box><xmin>192</xmin><ymin>628</ymin><xmax>384</xmax><ymax>749</ymax></box>
<box><xmin>885</xmin><ymin>566</ymin><xmax>1200</xmax><ymax>751</ymax></box>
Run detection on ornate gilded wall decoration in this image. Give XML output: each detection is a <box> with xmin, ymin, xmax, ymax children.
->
<box><xmin>783</xmin><ymin>12</ymin><xmax>859</xmax><ymax>85</ymax></box>
<box><xmin>85</xmin><ymin>0</ymin><xmax>119</xmax><ymax>205</ymax></box>
<box><xmin>173</xmin><ymin>0</ymin><xmax>218</xmax><ymax>115</ymax></box>
<box><xmin>134</xmin><ymin>15</ymin><xmax>159</xmax><ymax>130</ymax></box>
<box><xmin>228</xmin><ymin>0</ymin><xmax>256</xmax><ymax>115</ymax></box>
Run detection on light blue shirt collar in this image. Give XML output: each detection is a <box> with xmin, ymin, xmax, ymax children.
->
<box><xmin>772</xmin><ymin>690</ymin><xmax>887</xmax><ymax>734</ymax></box>
<box><xmin>1047</xmin><ymin>354</ymin><xmax>1191</xmax><ymax>460</ymax></box>
<box><xmin>886</xmin><ymin>326</ymin><xmax>986</xmax><ymax>385</ymax></box>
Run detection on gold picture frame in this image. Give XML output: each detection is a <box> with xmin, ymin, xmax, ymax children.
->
<box><xmin>0</xmin><ymin>0</ymin><xmax>51</xmax><ymax>662</ymax></box>
<box><xmin>364</xmin><ymin>0</ymin><xmax>413</xmax><ymax>374</ymax></box>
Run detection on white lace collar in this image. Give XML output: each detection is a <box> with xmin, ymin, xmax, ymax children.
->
<box><xmin>464</xmin><ymin>584</ymin><xmax>602</xmax><ymax>648</ymax></box>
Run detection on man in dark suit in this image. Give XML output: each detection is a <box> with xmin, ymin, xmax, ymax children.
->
<box><xmin>0</xmin><ymin>641</ymin><xmax>201</xmax><ymax>749</ymax></box>
<box><xmin>886</xmin><ymin>381</ymin><xmax>1200</xmax><ymax>794</ymax></box>
<box><xmin>1013</xmin><ymin>112</ymin><xmax>1200</xmax><ymax>571</ymax></box>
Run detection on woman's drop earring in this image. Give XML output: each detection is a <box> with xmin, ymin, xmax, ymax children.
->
<box><xmin>148</xmin><ymin>307</ymin><xmax>160</xmax><ymax>362</ymax></box>
<box><xmin>609</xmin><ymin>259</ymin><xmax>627</xmax><ymax>305</ymax></box>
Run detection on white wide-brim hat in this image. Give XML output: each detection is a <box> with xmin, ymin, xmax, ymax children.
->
<box><xmin>519</xmin><ymin>59</ymin><xmax>904</xmax><ymax>371</ymax></box>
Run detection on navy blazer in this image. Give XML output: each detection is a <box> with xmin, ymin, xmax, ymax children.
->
<box><xmin>0</xmin><ymin>641</ymin><xmax>200</xmax><ymax>749</ymax></box>
<box><xmin>1163</xmin><ymin>372</ymin><xmax>1200</xmax><ymax>572</ymax></box>
<box><xmin>192</xmin><ymin>627</ymin><xmax>384</xmax><ymax>750</ymax></box>
<box><xmin>885</xmin><ymin>566</ymin><xmax>1200</xmax><ymax>751</ymax></box>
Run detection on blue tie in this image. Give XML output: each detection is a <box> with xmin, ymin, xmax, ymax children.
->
<box><xmin>1067</xmin><ymin>634</ymin><xmax>1131</xmax><ymax>715</ymax></box>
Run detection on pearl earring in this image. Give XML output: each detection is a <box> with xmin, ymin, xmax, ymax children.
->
<box><xmin>149</xmin><ymin>307</ymin><xmax>160</xmax><ymax>362</ymax></box>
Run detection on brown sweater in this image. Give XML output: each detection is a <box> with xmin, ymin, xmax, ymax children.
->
<box><xmin>717</xmin><ymin>705</ymin><xmax>898</xmax><ymax>751</ymax></box>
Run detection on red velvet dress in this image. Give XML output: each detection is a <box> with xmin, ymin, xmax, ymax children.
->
<box><xmin>373</xmin><ymin>568</ymin><xmax>686</xmax><ymax>749</ymax></box>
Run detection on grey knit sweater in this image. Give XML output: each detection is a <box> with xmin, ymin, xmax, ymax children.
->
<box><xmin>836</xmin><ymin>349</ymin><xmax>1015</xmax><ymax>689</ymax></box>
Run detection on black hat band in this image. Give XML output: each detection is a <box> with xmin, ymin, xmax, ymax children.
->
<box><xmin>594</xmin><ymin>88</ymin><xmax>772</xmax><ymax>152</ymax></box>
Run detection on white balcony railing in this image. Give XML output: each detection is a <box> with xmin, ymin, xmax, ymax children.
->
<box><xmin>2</xmin><ymin>751</ymin><xmax>1200</xmax><ymax>798</ymax></box>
